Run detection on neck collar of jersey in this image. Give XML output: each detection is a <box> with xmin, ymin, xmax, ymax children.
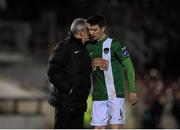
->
<box><xmin>97</xmin><ymin>34</ymin><xmax>108</xmax><ymax>43</ymax></box>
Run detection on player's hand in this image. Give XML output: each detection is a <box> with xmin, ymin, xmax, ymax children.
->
<box><xmin>92</xmin><ymin>58</ymin><xmax>109</xmax><ymax>71</ymax></box>
<box><xmin>128</xmin><ymin>93</ymin><xmax>138</xmax><ymax>105</ymax></box>
<box><xmin>100</xmin><ymin>63</ymin><xmax>108</xmax><ymax>71</ymax></box>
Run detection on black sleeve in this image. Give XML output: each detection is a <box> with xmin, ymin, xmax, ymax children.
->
<box><xmin>47</xmin><ymin>42</ymin><xmax>71</xmax><ymax>94</ymax></box>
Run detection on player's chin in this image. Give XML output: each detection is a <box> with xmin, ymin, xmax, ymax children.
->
<box><xmin>91</xmin><ymin>36</ymin><xmax>97</xmax><ymax>40</ymax></box>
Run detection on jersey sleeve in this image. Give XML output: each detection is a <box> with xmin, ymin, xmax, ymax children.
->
<box><xmin>122</xmin><ymin>58</ymin><xmax>136</xmax><ymax>92</ymax></box>
<box><xmin>113</xmin><ymin>40</ymin><xmax>136</xmax><ymax>93</ymax></box>
<box><xmin>113</xmin><ymin>40</ymin><xmax>130</xmax><ymax>61</ymax></box>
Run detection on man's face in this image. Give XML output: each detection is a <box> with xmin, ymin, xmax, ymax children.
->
<box><xmin>78</xmin><ymin>27</ymin><xmax>89</xmax><ymax>43</ymax></box>
<box><xmin>80</xmin><ymin>28</ymin><xmax>89</xmax><ymax>43</ymax></box>
<box><xmin>88</xmin><ymin>24</ymin><xmax>105</xmax><ymax>40</ymax></box>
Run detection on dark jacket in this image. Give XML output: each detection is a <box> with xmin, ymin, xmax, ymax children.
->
<box><xmin>47</xmin><ymin>32</ymin><xmax>92</xmax><ymax>113</ymax></box>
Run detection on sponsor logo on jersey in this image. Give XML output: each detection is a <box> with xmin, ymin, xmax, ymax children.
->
<box><xmin>104</xmin><ymin>48</ymin><xmax>109</xmax><ymax>54</ymax></box>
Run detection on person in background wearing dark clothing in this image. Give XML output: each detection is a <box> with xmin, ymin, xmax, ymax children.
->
<box><xmin>141</xmin><ymin>69</ymin><xmax>166</xmax><ymax>128</ymax></box>
<box><xmin>171</xmin><ymin>81</ymin><xmax>180</xmax><ymax>128</ymax></box>
<box><xmin>47</xmin><ymin>18</ymin><xmax>92</xmax><ymax>129</ymax></box>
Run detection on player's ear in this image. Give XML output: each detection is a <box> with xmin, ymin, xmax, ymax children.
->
<box><xmin>102</xmin><ymin>26</ymin><xmax>106</xmax><ymax>32</ymax></box>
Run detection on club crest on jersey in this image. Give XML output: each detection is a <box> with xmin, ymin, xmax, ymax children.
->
<box><xmin>104</xmin><ymin>48</ymin><xmax>109</xmax><ymax>54</ymax></box>
<box><xmin>122</xmin><ymin>47</ymin><xmax>129</xmax><ymax>56</ymax></box>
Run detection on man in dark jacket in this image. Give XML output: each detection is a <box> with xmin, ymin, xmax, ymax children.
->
<box><xmin>47</xmin><ymin>18</ymin><xmax>92</xmax><ymax>129</ymax></box>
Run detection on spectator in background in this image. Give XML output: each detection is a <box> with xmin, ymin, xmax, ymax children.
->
<box><xmin>141</xmin><ymin>68</ymin><xmax>166</xmax><ymax>128</ymax></box>
<box><xmin>171</xmin><ymin>79</ymin><xmax>180</xmax><ymax>128</ymax></box>
<box><xmin>47</xmin><ymin>18</ymin><xmax>92</xmax><ymax>129</ymax></box>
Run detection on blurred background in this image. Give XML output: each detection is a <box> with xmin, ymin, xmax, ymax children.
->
<box><xmin>0</xmin><ymin>0</ymin><xmax>179</xmax><ymax>128</ymax></box>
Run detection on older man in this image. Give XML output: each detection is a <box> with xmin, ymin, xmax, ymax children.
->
<box><xmin>47</xmin><ymin>18</ymin><xmax>92</xmax><ymax>129</ymax></box>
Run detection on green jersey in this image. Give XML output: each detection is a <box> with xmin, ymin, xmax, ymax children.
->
<box><xmin>86</xmin><ymin>36</ymin><xmax>136</xmax><ymax>101</ymax></box>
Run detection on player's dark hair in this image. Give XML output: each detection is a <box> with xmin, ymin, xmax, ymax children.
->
<box><xmin>87</xmin><ymin>14</ymin><xmax>106</xmax><ymax>28</ymax></box>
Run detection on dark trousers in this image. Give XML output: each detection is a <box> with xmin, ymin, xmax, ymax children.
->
<box><xmin>54</xmin><ymin>109</ymin><xmax>84</xmax><ymax>129</ymax></box>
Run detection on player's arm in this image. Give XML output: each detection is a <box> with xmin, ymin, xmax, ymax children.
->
<box><xmin>113</xmin><ymin>40</ymin><xmax>138</xmax><ymax>105</ymax></box>
<box><xmin>122</xmin><ymin>58</ymin><xmax>138</xmax><ymax>105</ymax></box>
<box><xmin>122</xmin><ymin>58</ymin><xmax>135</xmax><ymax>93</ymax></box>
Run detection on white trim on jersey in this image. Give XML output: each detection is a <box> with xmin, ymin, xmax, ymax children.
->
<box><xmin>102</xmin><ymin>38</ymin><xmax>117</xmax><ymax>99</ymax></box>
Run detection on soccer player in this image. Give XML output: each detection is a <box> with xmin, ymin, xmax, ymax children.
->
<box><xmin>86</xmin><ymin>14</ymin><xmax>138</xmax><ymax>129</ymax></box>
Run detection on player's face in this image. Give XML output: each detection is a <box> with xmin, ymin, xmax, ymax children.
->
<box><xmin>88</xmin><ymin>24</ymin><xmax>105</xmax><ymax>41</ymax></box>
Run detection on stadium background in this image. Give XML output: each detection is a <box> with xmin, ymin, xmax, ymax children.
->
<box><xmin>0</xmin><ymin>0</ymin><xmax>179</xmax><ymax>128</ymax></box>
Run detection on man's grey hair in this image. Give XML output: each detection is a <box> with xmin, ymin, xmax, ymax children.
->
<box><xmin>70</xmin><ymin>18</ymin><xmax>87</xmax><ymax>34</ymax></box>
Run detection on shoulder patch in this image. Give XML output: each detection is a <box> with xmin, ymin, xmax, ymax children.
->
<box><xmin>121</xmin><ymin>47</ymin><xmax>129</xmax><ymax>56</ymax></box>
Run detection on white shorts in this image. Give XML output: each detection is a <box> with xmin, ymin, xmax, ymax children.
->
<box><xmin>90</xmin><ymin>98</ymin><xmax>126</xmax><ymax>126</ymax></box>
